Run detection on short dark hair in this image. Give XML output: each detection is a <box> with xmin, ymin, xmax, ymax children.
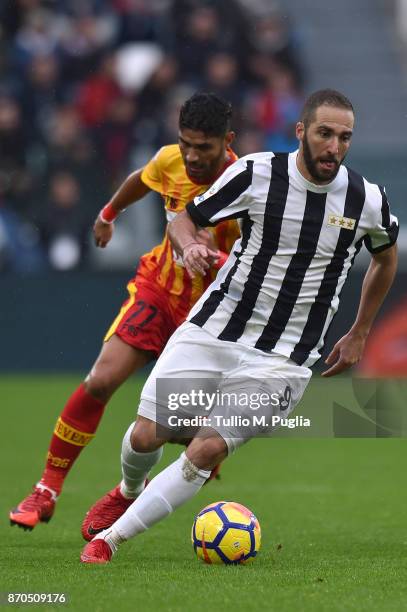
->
<box><xmin>179</xmin><ymin>92</ymin><xmax>232</xmax><ymax>137</ymax></box>
<box><xmin>301</xmin><ymin>89</ymin><xmax>354</xmax><ymax>127</ymax></box>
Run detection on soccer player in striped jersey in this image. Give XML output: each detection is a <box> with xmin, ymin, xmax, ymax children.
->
<box><xmin>10</xmin><ymin>93</ymin><xmax>240</xmax><ymax>532</ymax></box>
<box><xmin>80</xmin><ymin>89</ymin><xmax>398</xmax><ymax>564</ymax></box>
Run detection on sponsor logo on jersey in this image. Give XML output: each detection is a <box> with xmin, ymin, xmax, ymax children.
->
<box><xmin>53</xmin><ymin>417</ymin><xmax>95</xmax><ymax>447</ymax></box>
<box><xmin>327</xmin><ymin>214</ymin><xmax>356</xmax><ymax>230</ymax></box>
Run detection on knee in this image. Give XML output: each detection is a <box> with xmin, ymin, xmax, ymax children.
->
<box><xmin>130</xmin><ymin>419</ymin><xmax>162</xmax><ymax>453</ymax></box>
<box><xmin>84</xmin><ymin>367</ymin><xmax>118</xmax><ymax>403</ymax></box>
<box><xmin>186</xmin><ymin>434</ymin><xmax>228</xmax><ymax>471</ymax></box>
<box><xmin>84</xmin><ymin>363</ymin><xmax>120</xmax><ymax>402</ymax></box>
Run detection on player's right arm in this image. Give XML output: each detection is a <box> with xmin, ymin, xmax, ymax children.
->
<box><xmin>94</xmin><ymin>168</ymin><xmax>151</xmax><ymax>248</ymax></box>
<box><xmin>169</xmin><ymin>157</ymin><xmax>253</xmax><ymax>278</ymax></box>
<box><xmin>168</xmin><ymin>211</ymin><xmax>220</xmax><ymax>278</ymax></box>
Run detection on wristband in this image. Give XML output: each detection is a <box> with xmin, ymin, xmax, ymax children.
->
<box><xmin>99</xmin><ymin>202</ymin><xmax>118</xmax><ymax>224</ymax></box>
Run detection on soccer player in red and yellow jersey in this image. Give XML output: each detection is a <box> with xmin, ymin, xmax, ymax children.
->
<box><xmin>10</xmin><ymin>93</ymin><xmax>240</xmax><ymax>532</ymax></box>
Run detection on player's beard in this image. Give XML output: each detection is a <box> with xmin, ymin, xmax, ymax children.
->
<box><xmin>186</xmin><ymin>152</ymin><xmax>224</xmax><ymax>184</ymax></box>
<box><xmin>302</xmin><ymin>131</ymin><xmax>344</xmax><ymax>184</ymax></box>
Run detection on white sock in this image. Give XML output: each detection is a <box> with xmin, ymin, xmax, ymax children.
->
<box><xmin>120</xmin><ymin>422</ymin><xmax>163</xmax><ymax>499</ymax></box>
<box><xmin>109</xmin><ymin>452</ymin><xmax>210</xmax><ymax>544</ymax></box>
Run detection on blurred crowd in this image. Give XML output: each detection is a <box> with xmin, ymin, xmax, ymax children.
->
<box><xmin>0</xmin><ymin>0</ymin><xmax>305</xmax><ymax>272</ymax></box>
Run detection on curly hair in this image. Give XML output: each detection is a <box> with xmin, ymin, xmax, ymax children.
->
<box><xmin>179</xmin><ymin>92</ymin><xmax>232</xmax><ymax>137</ymax></box>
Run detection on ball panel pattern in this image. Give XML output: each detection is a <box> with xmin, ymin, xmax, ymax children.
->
<box><xmin>192</xmin><ymin>501</ymin><xmax>261</xmax><ymax>565</ymax></box>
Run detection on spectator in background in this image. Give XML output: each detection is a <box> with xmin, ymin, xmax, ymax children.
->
<box><xmin>251</xmin><ymin>64</ymin><xmax>303</xmax><ymax>152</ymax></box>
<box><xmin>51</xmin><ymin>136</ymin><xmax>109</xmax><ymax>217</ymax></box>
<box><xmin>20</xmin><ymin>53</ymin><xmax>65</xmax><ymax>142</ymax></box>
<box><xmin>11</xmin><ymin>7</ymin><xmax>60</xmax><ymax>70</ymax></box>
<box><xmin>233</xmin><ymin>128</ymin><xmax>265</xmax><ymax>158</ymax></box>
<box><xmin>0</xmin><ymin>206</ymin><xmax>45</xmax><ymax>273</ymax></box>
<box><xmin>76</xmin><ymin>52</ymin><xmax>122</xmax><ymax>129</ymax></box>
<box><xmin>0</xmin><ymin>0</ymin><xmax>306</xmax><ymax>273</ymax></box>
<box><xmin>43</xmin><ymin>105</ymin><xmax>83</xmax><ymax>165</ymax></box>
<box><xmin>0</xmin><ymin>96</ymin><xmax>32</xmax><ymax>213</ymax></box>
<box><xmin>58</xmin><ymin>10</ymin><xmax>116</xmax><ymax>86</ymax></box>
<box><xmin>245</xmin><ymin>5</ymin><xmax>304</xmax><ymax>88</ymax></box>
<box><xmin>38</xmin><ymin>170</ymin><xmax>88</xmax><ymax>270</ymax></box>
<box><xmin>155</xmin><ymin>85</ymin><xmax>195</xmax><ymax>146</ymax></box>
<box><xmin>95</xmin><ymin>94</ymin><xmax>138</xmax><ymax>187</ymax></box>
<box><xmin>112</xmin><ymin>0</ymin><xmax>172</xmax><ymax>47</ymax></box>
<box><xmin>136</xmin><ymin>56</ymin><xmax>179</xmax><ymax>143</ymax></box>
<box><xmin>171</xmin><ymin>0</ymin><xmax>250</xmax><ymax>71</ymax></box>
<box><xmin>203</xmin><ymin>52</ymin><xmax>245</xmax><ymax>113</ymax></box>
<box><xmin>0</xmin><ymin>0</ymin><xmax>44</xmax><ymax>41</ymax></box>
<box><xmin>172</xmin><ymin>5</ymin><xmax>226</xmax><ymax>87</ymax></box>
<box><xmin>38</xmin><ymin>103</ymin><xmax>109</xmax><ymax>213</ymax></box>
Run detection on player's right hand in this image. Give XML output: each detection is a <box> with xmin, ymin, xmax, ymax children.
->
<box><xmin>182</xmin><ymin>242</ymin><xmax>219</xmax><ymax>279</ymax></box>
<box><xmin>94</xmin><ymin>215</ymin><xmax>114</xmax><ymax>248</ymax></box>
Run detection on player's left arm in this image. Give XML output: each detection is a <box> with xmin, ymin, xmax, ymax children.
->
<box><xmin>322</xmin><ymin>243</ymin><xmax>398</xmax><ymax>377</ymax></box>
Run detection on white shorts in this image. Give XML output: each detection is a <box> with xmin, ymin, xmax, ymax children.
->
<box><xmin>138</xmin><ymin>322</ymin><xmax>312</xmax><ymax>453</ymax></box>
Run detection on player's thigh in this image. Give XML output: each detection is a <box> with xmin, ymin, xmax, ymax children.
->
<box><xmin>104</xmin><ymin>274</ymin><xmax>177</xmax><ymax>357</ymax></box>
<box><xmin>138</xmin><ymin>324</ymin><xmax>236</xmax><ymax>431</ymax></box>
<box><xmin>140</xmin><ymin>322</ymin><xmax>236</xmax><ymax>404</ymax></box>
<box><xmin>225</xmin><ymin>352</ymin><xmax>312</xmax><ymax>414</ymax></box>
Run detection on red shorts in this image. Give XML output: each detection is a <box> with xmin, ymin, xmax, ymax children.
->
<box><xmin>104</xmin><ymin>273</ymin><xmax>186</xmax><ymax>356</ymax></box>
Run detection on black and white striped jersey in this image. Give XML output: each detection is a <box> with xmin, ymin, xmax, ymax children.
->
<box><xmin>185</xmin><ymin>150</ymin><xmax>398</xmax><ymax>367</ymax></box>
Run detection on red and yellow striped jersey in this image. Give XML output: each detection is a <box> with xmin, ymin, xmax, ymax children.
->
<box><xmin>138</xmin><ymin>144</ymin><xmax>240</xmax><ymax>319</ymax></box>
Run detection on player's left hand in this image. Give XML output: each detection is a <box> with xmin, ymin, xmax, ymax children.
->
<box><xmin>195</xmin><ymin>229</ymin><xmax>228</xmax><ymax>270</ymax></box>
<box><xmin>182</xmin><ymin>242</ymin><xmax>220</xmax><ymax>279</ymax></box>
<box><xmin>321</xmin><ymin>330</ymin><xmax>367</xmax><ymax>377</ymax></box>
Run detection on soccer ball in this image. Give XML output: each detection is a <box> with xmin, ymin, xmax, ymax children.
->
<box><xmin>191</xmin><ymin>501</ymin><xmax>261</xmax><ymax>564</ymax></box>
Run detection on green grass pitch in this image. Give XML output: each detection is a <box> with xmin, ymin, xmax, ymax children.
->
<box><xmin>2</xmin><ymin>374</ymin><xmax>407</xmax><ymax>611</ymax></box>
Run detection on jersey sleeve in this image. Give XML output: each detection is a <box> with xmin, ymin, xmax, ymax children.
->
<box><xmin>364</xmin><ymin>186</ymin><xmax>399</xmax><ymax>254</ymax></box>
<box><xmin>141</xmin><ymin>148</ymin><xmax>164</xmax><ymax>191</ymax></box>
<box><xmin>186</xmin><ymin>158</ymin><xmax>253</xmax><ymax>227</ymax></box>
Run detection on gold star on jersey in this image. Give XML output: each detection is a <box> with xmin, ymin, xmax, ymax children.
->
<box><xmin>327</xmin><ymin>214</ymin><xmax>356</xmax><ymax>230</ymax></box>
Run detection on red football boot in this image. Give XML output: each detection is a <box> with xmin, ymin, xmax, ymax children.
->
<box><xmin>81</xmin><ymin>482</ymin><xmax>147</xmax><ymax>541</ymax></box>
<box><xmin>80</xmin><ymin>538</ymin><xmax>113</xmax><ymax>564</ymax></box>
<box><xmin>10</xmin><ymin>487</ymin><xmax>56</xmax><ymax>530</ymax></box>
<box><xmin>81</xmin><ymin>463</ymin><xmax>220</xmax><ymax>541</ymax></box>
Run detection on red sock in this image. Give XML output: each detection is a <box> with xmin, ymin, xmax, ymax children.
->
<box><xmin>39</xmin><ymin>384</ymin><xmax>106</xmax><ymax>495</ymax></box>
